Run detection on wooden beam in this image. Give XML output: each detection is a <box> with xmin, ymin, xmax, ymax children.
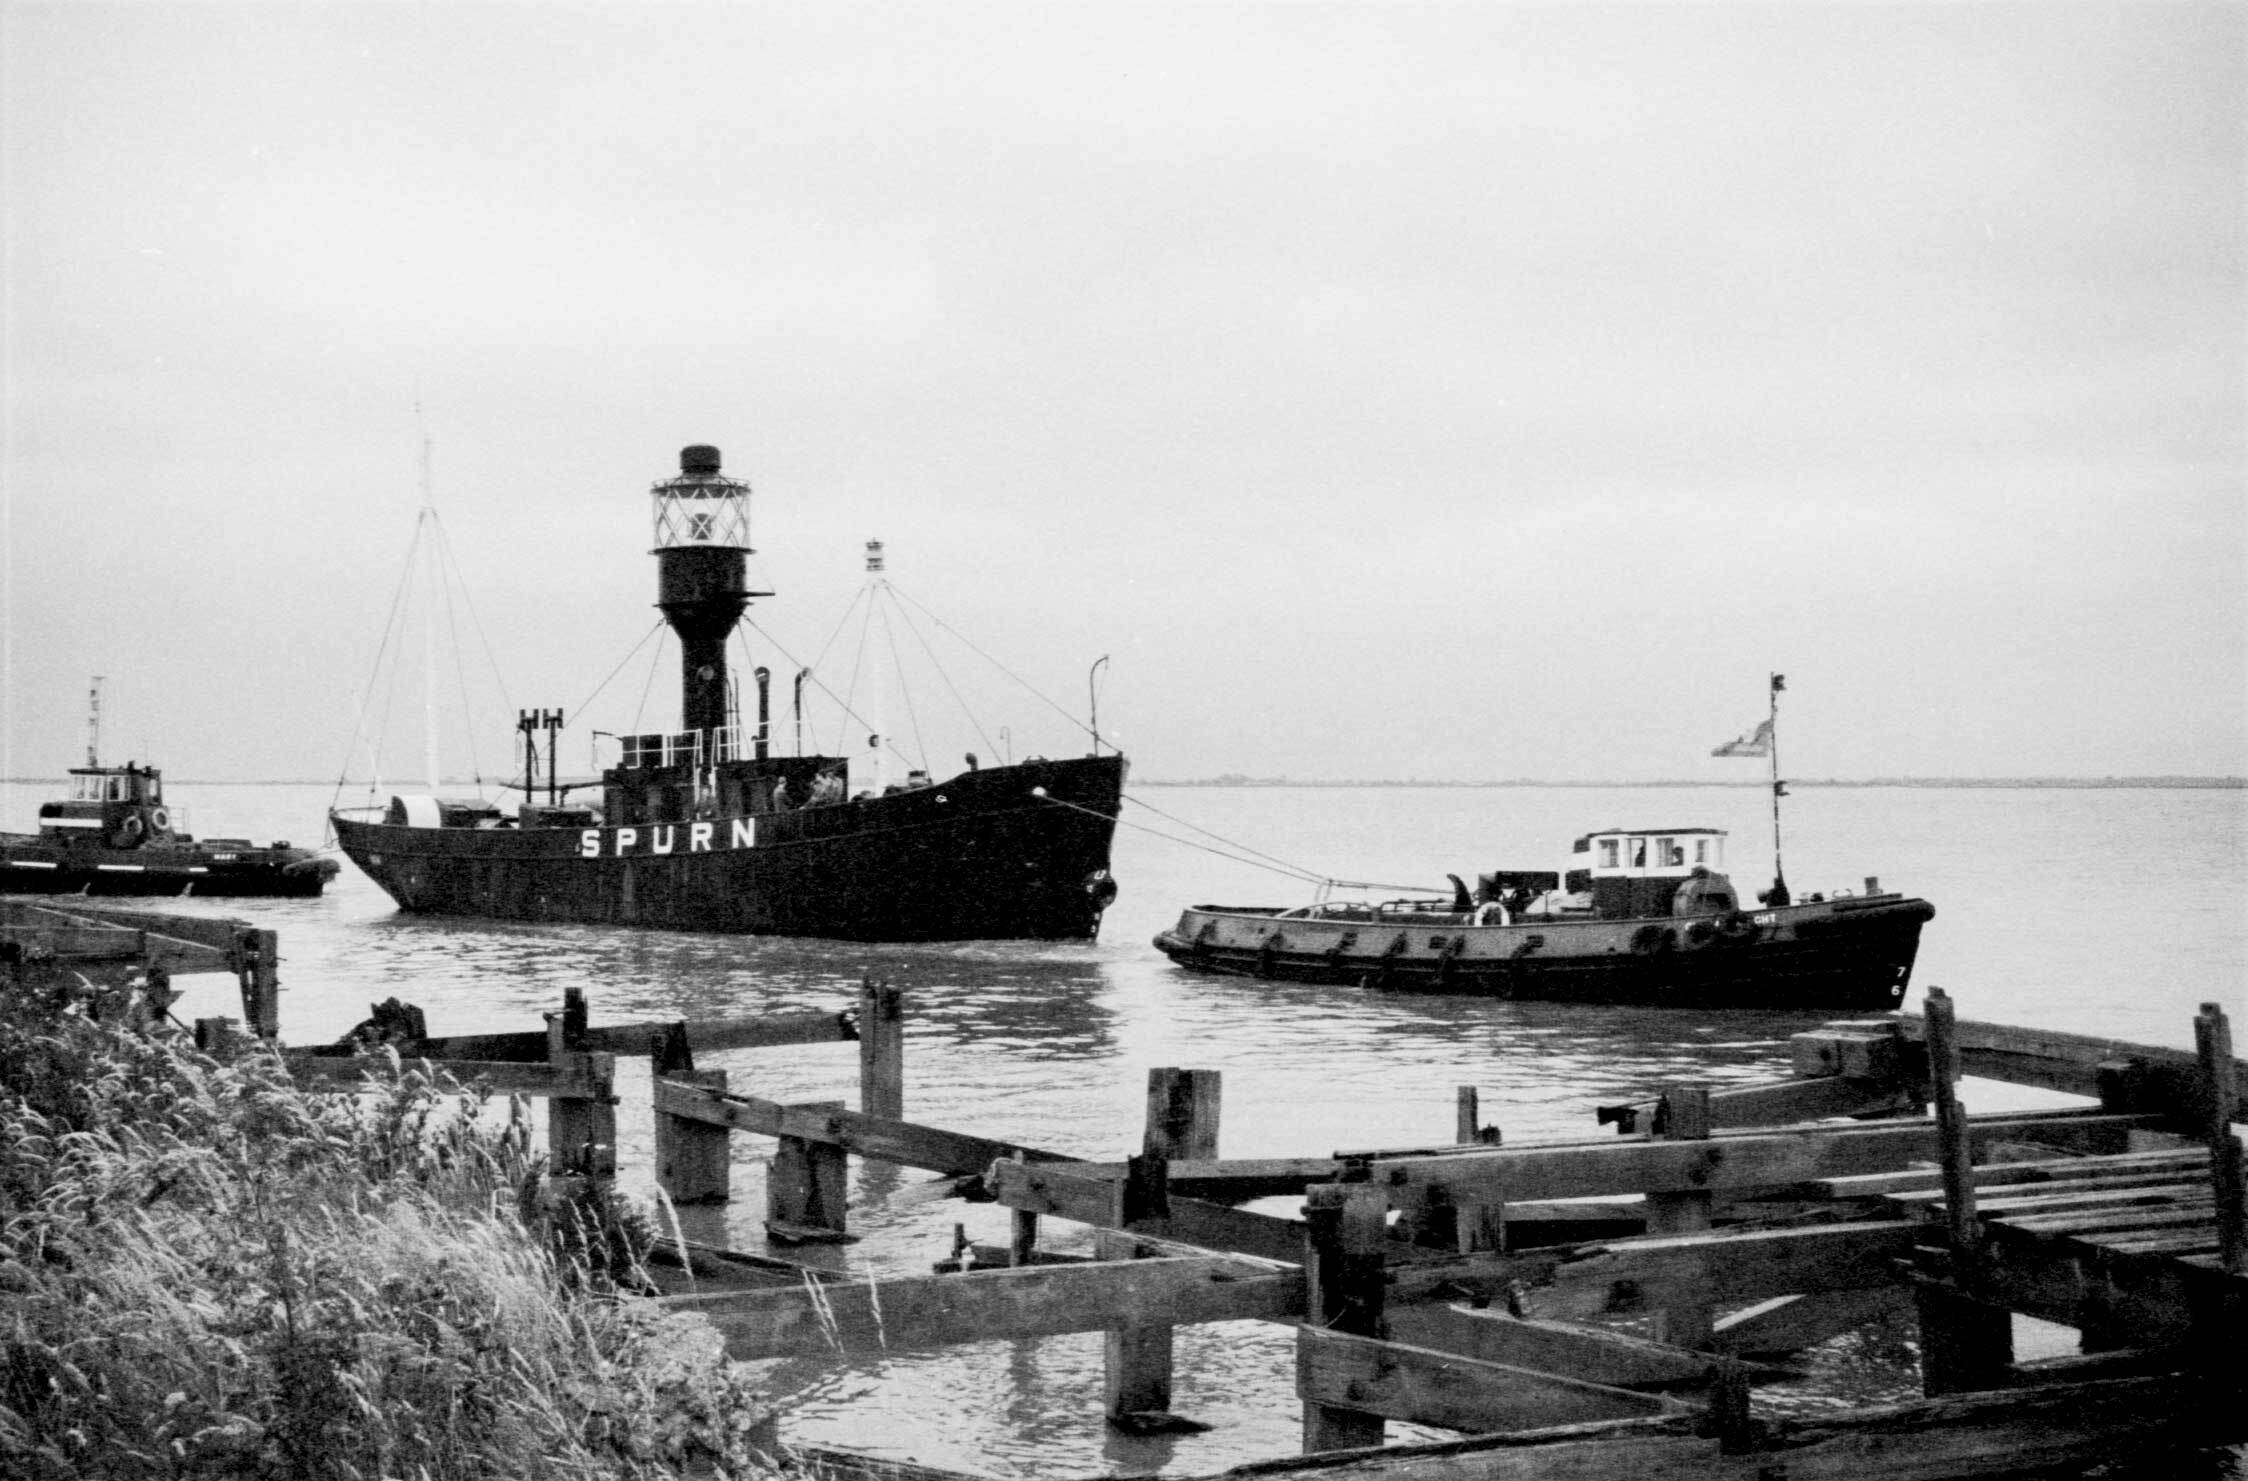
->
<box><xmin>1383</xmin><ymin>1303</ymin><xmax>1723</xmax><ymax>1390</ymax></box>
<box><xmin>397</xmin><ymin>1010</ymin><xmax>857</xmax><ymax>1063</ymax></box>
<box><xmin>660</xmin><ymin>1255</ymin><xmax>1305</xmax><ymax>1360</ymax></box>
<box><xmin>1896</xmin><ymin>1014</ymin><xmax>2248</xmax><ymax>1124</ymax></box>
<box><xmin>1366</xmin><ymin>1114</ymin><xmax>2162</xmax><ymax>1204</ymax></box>
<box><xmin>1533</xmin><ymin>1222</ymin><xmax>1922</xmax><ymax>1320</ymax></box>
<box><xmin>653</xmin><ymin>1081</ymin><xmax>1073</xmax><ymax>1179</ymax></box>
<box><xmin>987</xmin><ymin>1157</ymin><xmax>1306</xmax><ymax>1265</ymax></box>
<box><xmin>1295</xmin><ymin>1327</ymin><xmax>1674</xmax><ymax>1435</ymax></box>
<box><xmin>1160</xmin><ymin>1371</ymin><xmax>2236</xmax><ymax>1481</ymax></box>
<box><xmin>1708</xmin><ymin>1287</ymin><xmax>1912</xmax><ymax>1355</ymax></box>
<box><xmin>1803</xmin><ymin>1147</ymin><xmax>2207</xmax><ymax>1202</ymax></box>
<box><xmin>281</xmin><ymin>1052</ymin><xmax>600</xmax><ymax>1098</ymax></box>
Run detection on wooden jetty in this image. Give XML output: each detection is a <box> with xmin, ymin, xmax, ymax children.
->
<box><xmin>13</xmin><ymin>899</ymin><xmax>2240</xmax><ymax>1478</ymax></box>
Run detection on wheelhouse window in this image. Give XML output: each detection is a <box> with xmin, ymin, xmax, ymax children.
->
<box><xmin>1695</xmin><ymin>838</ymin><xmax>1709</xmax><ymax>864</ymax></box>
<box><xmin>1597</xmin><ymin>838</ymin><xmax>1619</xmax><ymax>868</ymax></box>
<box><xmin>107</xmin><ymin>776</ymin><xmax>126</xmax><ymax>801</ymax></box>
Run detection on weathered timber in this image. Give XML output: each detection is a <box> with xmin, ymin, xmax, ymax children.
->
<box><xmin>858</xmin><ymin>978</ymin><xmax>905</xmax><ymax>1122</ymax></box>
<box><xmin>1533</xmin><ymin>1222</ymin><xmax>1922</xmax><ymax>1320</ymax></box>
<box><xmin>281</xmin><ymin>1051</ymin><xmax>603</xmax><ymax>1098</ymax></box>
<box><xmin>1366</xmin><ymin>1114</ymin><xmax>2161</xmax><ymax>1203</ymax></box>
<box><xmin>367</xmin><ymin>1010</ymin><xmax>856</xmax><ymax>1064</ymax></box>
<box><xmin>1176</xmin><ymin>1372</ymin><xmax>2240</xmax><ymax>1480</ymax></box>
<box><xmin>655</xmin><ymin>1081</ymin><xmax>1074</xmax><ymax>1179</ymax></box>
<box><xmin>987</xmin><ymin>1157</ymin><xmax>1306</xmax><ymax>1264</ymax></box>
<box><xmin>655</xmin><ymin>1069</ymin><xmax>732</xmax><ymax>1204</ymax></box>
<box><xmin>1706</xmin><ymin>1286</ymin><xmax>1912</xmax><ymax>1355</ymax></box>
<box><xmin>1383</xmin><ymin>1303</ymin><xmax>1725</xmax><ymax>1389</ymax></box>
<box><xmin>781</xmin><ymin>1448</ymin><xmax>990</xmax><ymax>1481</ymax></box>
<box><xmin>548</xmin><ymin>1049</ymin><xmax>617</xmax><ymax>1179</ymax></box>
<box><xmin>1803</xmin><ymin>1147</ymin><xmax>2206</xmax><ymax>1202</ymax></box>
<box><xmin>2195</xmin><ymin>1002</ymin><xmax>2246</xmax><ymax>1273</ymax></box>
<box><xmin>1924</xmin><ymin>989</ymin><xmax>1979</xmax><ymax>1262</ymax></box>
<box><xmin>1301</xmin><ymin>1182</ymin><xmax>1391</xmax><ymax>1453</ymax></box>
<box><xmin>1295</xmin><ymin>1327</ymin><xmax>1675</xmax><ymax>1435</ymax></box>
<box><xmin>660</xmin><ymin>1255</ymin><xmax>1305</xmax><ymax>1360</ymax></box>
<box><xmin>767</xmin><ymin>1099</ymin><xmax>850</xmax><ymax>1242</ymax></box>
<box><xmin>1108</xmin><ymin>1068</ymin><xmax>1224</xmax><ymax>1430</ymax></box>
<box><xmin>1645</xmin><ymin>1084</ymin><xmax>1715</xmax><ymax>1348</ymax></box>
<box><xmin>1896</xmin><ymin>1013</ymin><xmax>2248</xmax><ymax>1125</ymax></box>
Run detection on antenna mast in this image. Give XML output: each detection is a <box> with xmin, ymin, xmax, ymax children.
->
<box><xmin>417</xmin><ymin>405</ymin><xmax>442</xmax><ymax>791</ymax></box>
<box><xmin>1767</xmin><ymin>672</ymin><xmax>1789</xmax><ymax>904</ymax></box>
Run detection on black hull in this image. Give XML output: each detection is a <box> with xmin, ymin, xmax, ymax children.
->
<box><xmin>1154</xmin><ymin>896</ymin><xmax>1932</xmax><ymax>1012</ymax></box>
<box><xmin>332</xmin><ymin>754</ymin><xmax>1125</xmax><ymax>941</ymax></box>
<box><xmin>0</xmin><ymin>842</ymin><xmax>337</xmax><ymax>899</ymax></box>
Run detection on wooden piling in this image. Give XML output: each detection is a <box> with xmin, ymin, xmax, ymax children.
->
<box><xmin>767</xmin><ymin>1100</ymin><xmax>851</xmax><ymax>1242</ymax></box>
<box><xmin>2196</xmin><ymin>1002</ymin><xmax>2246</xmax><ymax>1274</ymax></box>
<box><xmin>235</xmin><ymin>927</ymin><xmax>279</xmax><ymax>1039</ymax></box>
<box><xmin>1105</xmin><ymin>1069</ymin><xmax>1221</xmax><ymax>1430</ymax></box>
<box><xmin>656</xmin><ymin>1067</ymin><xmax>732</xmax><ymax>1204</ymax></box>
<box><xmin>1914</xmin><ymin>987</ymin><xmax>2012</xmax><ymax>1394</ymax></box>
<box><xmin>1646</xmin><ymin>1083</ymin><xmax>1715</xmax><ymax>1349</ymax></box>
<box><xmin>1300</xmin><ymin>1181</ymin><xmax>1389</xmax><ymax>1453</ymax></box>
<box><xmin>858</xmin><ymin>976</ymin><xmax>905</xmax><ymax>1123</ymax></box>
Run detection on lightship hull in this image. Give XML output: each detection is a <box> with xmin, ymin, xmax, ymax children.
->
<box><xmin>333</xmin><ymin>754</ymin><xmax>1125</xmax><ymax>941</ymax></box>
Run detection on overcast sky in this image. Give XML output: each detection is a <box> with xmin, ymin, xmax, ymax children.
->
<box><xmin>3</xmin><ymin>2</ymin><xmax>2241</xmax><ymax>786</ymax></box>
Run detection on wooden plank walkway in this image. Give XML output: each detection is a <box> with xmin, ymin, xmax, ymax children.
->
<box><xmin>1887</xmin><ymin>1152</ymin><xmax>2236</xmax><ymax>1272</ymax></box>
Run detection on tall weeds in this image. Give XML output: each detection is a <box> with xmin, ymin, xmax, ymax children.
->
<box><xmin>0</xmin><ymin>976</ymin><xmax>777</xmax><ymax>1479</ymax></box>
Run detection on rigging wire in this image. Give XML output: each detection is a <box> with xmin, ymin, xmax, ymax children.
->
<box><xmin>882</xmin><ymin>589</ymin><xmax>999</xmax><ymax>762</ymax></box>
<box><xmin>1030</xmin><ymin>791</ymin><xmax>1447</xmax><ymax>896</ymax></box>
<box><xmin>887</xmin><ymin>582</ymin><xmax>1096</xmax><ymax>742</ymax></box>
<box><xmin>329</xmin><ymin>516</ymin><xmax>427</xmax><ymax>813</ymax></box>
<box><xmin>570</xmin><ymin>618</ymin><xmax>669</xmax><ymax>729</ymax></box>
<box><xmin>631</xmin><ymin>626</ymin><xmax>669</xmax><ymax>736</ymax></box>
<box><xmin>877</xmin><ymin>596</ymin><xmax>930</xmax><ymax>771</ymax></box>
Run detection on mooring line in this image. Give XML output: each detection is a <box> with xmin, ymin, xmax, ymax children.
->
<box><xmin>1033</xmin><ymin>790</ymin><xmax>1445</xmax><ymax>896</ymax></box>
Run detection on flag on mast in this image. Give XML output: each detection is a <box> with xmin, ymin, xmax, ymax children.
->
<box><xmin>1712</xmin><ymin>718</ymin><xmax>1775</xmax><ymax>758</ymax></box>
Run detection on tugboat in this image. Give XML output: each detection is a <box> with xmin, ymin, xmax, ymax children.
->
<box><xmin>1152</xmin><ymin>825</ymin><xmax>1933</xmax><ymax>1011</ymax></box>
<box><xmin>1</xmin><ymin>685</ymin><xmax>339</xmax><ymax>898</ymax></box>
<box><xmin>330</xmin><ymin>444</ymin><xmax>1125</xmax><ymax>941</ymax></box>
<box><xmin>1154</xmin><ymin>677</ymin><xmax>1931</xmax><ymax>1010</ymax></box>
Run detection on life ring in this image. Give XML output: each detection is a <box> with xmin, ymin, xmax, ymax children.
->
<box><xmin>1629</xmin><ymin>923</ymin><xmax>1676</xmax><ymax>955</ymax></box>
<box><xmin>116</xmin><ymin>814</ymin><xmax>145</xmax><ymax>847</ymax></box>
<box><xmin>1471</xmin><ymin>901</ymin><xmax>1510</xmax><ymax>927</ymax></box>
<box><xmin>149</xmin><ymin>808</ymin><xmax>170</xmax><ymax>832</ymax></box>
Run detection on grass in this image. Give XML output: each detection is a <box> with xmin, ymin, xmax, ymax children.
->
<box><xmin>0</xmin><ymin>973</ymin><xmax>782</xmax><ymax>1480</ymax></box>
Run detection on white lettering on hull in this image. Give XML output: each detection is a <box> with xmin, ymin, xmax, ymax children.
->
<box><xmin>578</xmin><ymin>819</ymin><xmax>755</xmax><ymax>860</ymax></box>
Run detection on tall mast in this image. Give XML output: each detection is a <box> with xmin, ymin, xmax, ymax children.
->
<box><xmin>418</xmin><ymin>409</ymin><xmax>441</xmax><ymax>791</ymax></box>
<box><xmin>1767</xmin><ymin>672</ymin><xmax>1788</xmax><ymax>902</ymax></box>
<box><xmin>650</xmin><ymin>444</ymin><xmax>765</xmax><ymax>756</ymax></box>
<box><xmin>861</xmin><ymin>540</ymin><xmax>889</xmax><ymax>796</ymax></box>
<box><xmin>86</xmin><ymin>675</ymin><xmax>103</xmax><ymax>766</ymax></box>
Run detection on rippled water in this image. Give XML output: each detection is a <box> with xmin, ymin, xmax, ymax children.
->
<box><xmin>7</xmin><ymin>777</ymin><xmax>2242</xmax><ymax>1474</ymax></box>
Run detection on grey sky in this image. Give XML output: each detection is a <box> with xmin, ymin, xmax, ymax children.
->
<box><xmin>4</xmin><ymin>3</ymin><xmax>2241</xmax><ymax>785</ymax></box>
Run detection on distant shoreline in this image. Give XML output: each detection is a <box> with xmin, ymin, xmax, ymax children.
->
<box><xmin>6</xmin><ymin>775</ymin><xmax>2242</xmax><ymax>791</ymax></box>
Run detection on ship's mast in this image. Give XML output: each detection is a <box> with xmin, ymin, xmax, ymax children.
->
<box><xmin>650</xmin><ymin>444</ymin><xmax>766</xmax><ymax>762</ymax></box>
<box><xmin>86</xmin><ymin>675</ymin><xmax>103</xmax><ymax>766</ymax></box>
<box><xmin>863</xmin><ymin>539</ymin><xmax>887</xmax><ymax>797</ymax></box>
<box><xmin>418</xmin><ymin>412</ymin><xmax>441</xmax><ymax>791</ymax></box>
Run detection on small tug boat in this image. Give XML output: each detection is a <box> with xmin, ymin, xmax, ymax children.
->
<box><xmin>1</xmin><ymin>758</ymin><xmax>339</xmax><ymax>898</ymax></box>
<box><xmin>1152</xmin><ymin>826</ymin><xmax>1933</xmax><ymax>1011</ymax></box>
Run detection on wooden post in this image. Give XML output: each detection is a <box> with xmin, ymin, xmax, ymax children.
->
<box><xmin>2196</xmin><ymin>1002</ymin><xmax>2246</xmax><ymax>1275</ymax></box>
<box><xmin>547</xmin><ymin>1052</ymin><xmax>617</xmax><ymax>1179</ymax></box>
<box><xmin>1300</xmin><ymin>1181</ymin><xmax>1388</xmax><ymax>1453</ymax></box>
<box><xmin>1007</xmin><ymin>1151</ymin><xmax>1040</xmax><ymax>1266</ymax></box>
<box><xmin>1646</xmin><ymin>1083</ymin><xmax>1715</xmax><ymax>1349</ymax></box>
<box><xmin>766</xmin><ymin>1101</ymin><xmax>851</xmax><ymax>1242</ymax></box>
<box><xmin>235</xmin><ymin>927</ymin><xmax>279</xmax><ymax>1039</ymax></box>
<box><xmin>1915</xmin><ymin>987</ymin><xmax>2011</xmax><ymax>1394</ymax></box>
<box><xmin>656</xmin><ymin>1068</ymin><xmax>732</xmax><ymax>1205</ymax></box>
<box><xmin>1105</xmin><ymin>1069</ymin><xmax>1221</xmax><ymax>1430</ymax></box>
<box><xmin>858</xmin><ymin>976</ymin><xmax>905</xmax><ymax>1123</ymax></box>
<box><xmin>1450</xmin><ymin>1085</ymin><xmax>1505</xmax><ymax>1252</ymax></box>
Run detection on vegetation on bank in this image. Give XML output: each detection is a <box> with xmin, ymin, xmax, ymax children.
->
<box><xmin>0</xmin><ymin>978</ymin><xmax>779</xmax><ymax>1480</ymax></box>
